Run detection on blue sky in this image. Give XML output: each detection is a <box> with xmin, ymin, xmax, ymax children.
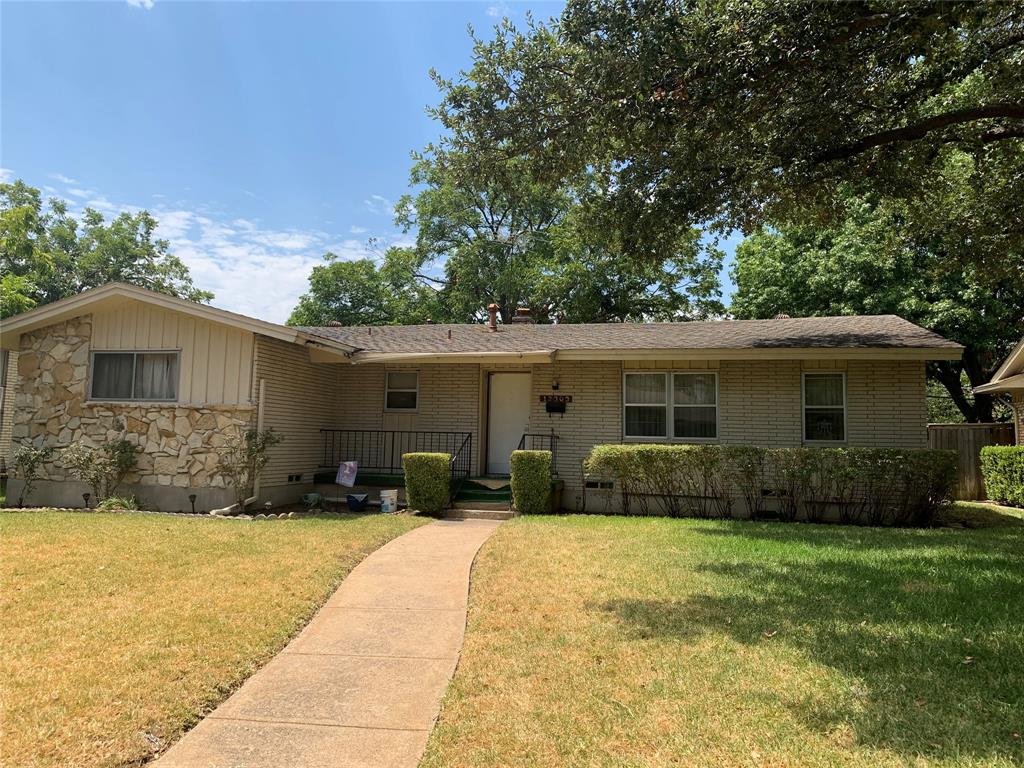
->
<box><xmin>2</xmin><ymin>0</ymin><xmax>737</xmax><ymax>322</ymax></box>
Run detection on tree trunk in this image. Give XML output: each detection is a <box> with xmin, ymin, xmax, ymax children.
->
<box><xmin>930</xmin><ymin>361</ymin><xmax>978</xmax><ymax>422</ymax></box>
<box><xmin>961</xmin><ymin>349</ymin><xmax>997</xmax><ymax>423</ymax></box>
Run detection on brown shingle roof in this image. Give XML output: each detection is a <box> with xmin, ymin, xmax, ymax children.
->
<box><xmin>299</xmin><ymin>315</ymin><xmax>961</xmax><ymax>355</ymax></box>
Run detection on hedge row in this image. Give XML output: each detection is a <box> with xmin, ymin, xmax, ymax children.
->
<box><xmin>585</xmin><ymin>444</ymin><xmax>957</xmax><ymax>527</ymax></box>
<box><xmin>980</xmin><ymin>446</ymin><xmax>1024</xmax><ymax>508</ymax></box>
<box><xmin>510</xmin><ymin>450</ymin><xmax>552</xmax><ymax>514</ymax></box>
<box><xmin>403</xmin><ymin>452</ymin><xmax>451</xmax><ymax>515</ymax></box>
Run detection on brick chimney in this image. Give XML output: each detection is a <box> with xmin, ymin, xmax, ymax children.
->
<box><xmin>510</xmin><ymin>306</ymin><xmax>535</xmax><ymax>324</ymax></box>
<box><xmin>486</xmin><ymin>303</ymin><xmax>499</xmax><ymax>332</ymax></box>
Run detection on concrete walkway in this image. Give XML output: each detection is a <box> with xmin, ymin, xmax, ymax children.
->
<box><xmin>156</xmin><ymin>519</ymin><xmax>501</xmax><ymax>768</ymax></box>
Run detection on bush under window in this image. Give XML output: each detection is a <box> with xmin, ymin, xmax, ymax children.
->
<box><xmin>584</xmin><ymin>444</ymin><xmax>956</xmax><ymax>527</ymax></box>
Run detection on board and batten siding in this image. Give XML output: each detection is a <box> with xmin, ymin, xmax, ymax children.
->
<box><xmin>91</xmin><ymin>303</ymin><xmax>254</xmax><ymax>405</ymax></box>
<box><xmin>252</xmin><ymin>335</ymin><xmax>343</xmax><ymax>488</ymax></box>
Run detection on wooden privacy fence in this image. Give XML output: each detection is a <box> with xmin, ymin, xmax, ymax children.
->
<box><xmin>927</xmin><ymin>423</ymin><xmax>1016</xmax><ymax>500</ymax></box>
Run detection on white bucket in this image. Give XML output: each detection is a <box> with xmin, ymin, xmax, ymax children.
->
<box><xmin>380</xmin><ymin>490</ymin><xmax>399</xmax><ymax>513</ymax></box>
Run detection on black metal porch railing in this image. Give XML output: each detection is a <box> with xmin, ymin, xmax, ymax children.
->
<box><xmin>320</xmin><ymin>429</ymin><xmax>473</xmax><ymax>501</ymax></box>
<box><xmin>516</xmin><ymin>432</ymin><xmax>559</xmax><ymax>475</ymax></box>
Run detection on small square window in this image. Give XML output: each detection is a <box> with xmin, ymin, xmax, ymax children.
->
<box><xmin>385</xmin><ymin>371</ymin><xmax>418</xmax><ymax>411</ymax></box>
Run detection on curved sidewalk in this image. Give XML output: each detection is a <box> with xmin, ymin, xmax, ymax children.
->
<box><xmin>156</xmin><ymin>518</ymin><xmax>501</xmax><ymax>768</ymax></box>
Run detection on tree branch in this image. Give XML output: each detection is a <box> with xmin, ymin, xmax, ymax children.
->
<box><xmin>815</xmin><ymin>104</ymin><xmax>1024</xmax><ymax>163</ymax></box>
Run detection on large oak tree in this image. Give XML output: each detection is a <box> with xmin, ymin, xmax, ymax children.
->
<box><xmin>432</xmin><ymin>1</ymin><xmax>1023</xmax><ymax>283</ymax></box>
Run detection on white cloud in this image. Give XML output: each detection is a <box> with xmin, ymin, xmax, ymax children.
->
<box><xmin>126</xmin><ymin>0</ymin><xmax>155</xmax><ymax>8</ymax></box>
<box><xmin>44</xmin><ymin>178</ymin><xmax>413</xmax><ymax>323</ymax></box>
<box><xmin>0</xmin><ymin>168</ymin><xmax>15</xmax><ymax>183</ymax></box>
<box><xmin>363</xmin><ymin>194</ymin><xmax>395</xmax><ymax>216</ymax></box>
<box><xmin>50</xmin><ymin>173</ymin><xmax>79</xmax><ymax>184</ymax></box>
<box><xmin>487</xmin><ymin>1</ymin><xmax>510</xmax><ymax>17</ymax></box>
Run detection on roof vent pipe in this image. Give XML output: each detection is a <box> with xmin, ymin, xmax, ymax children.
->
<box><xmin>487</xmin><ymin>303</ymin><xmax>499</xmax><ymax>332</ymax></box>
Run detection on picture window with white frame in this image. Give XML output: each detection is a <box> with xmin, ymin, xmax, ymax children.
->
<box><xmin>623</xmin><ymin>371</ymin><xmax>718</xmax><ymax>440</ymax></box>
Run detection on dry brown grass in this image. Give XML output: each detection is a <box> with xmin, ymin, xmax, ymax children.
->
<box><xmin>0</xmin><ymin>510</ymin><xmax>425</xmax><ymax>768</ymax></box>
<box><xmin>423</xmin><ymin>515</ymin><xmax>1024</xmax><ymax>768</ymax></box>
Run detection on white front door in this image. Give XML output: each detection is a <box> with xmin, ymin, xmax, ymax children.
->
<box><xmin>487</xmin><ymin>373</ymin><xmax>531</xmax><ymax>475</ymax></box>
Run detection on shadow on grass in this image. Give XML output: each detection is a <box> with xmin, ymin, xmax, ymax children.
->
<box><xmin>602</xmin><ymin>523</ymin><xmax>1024</xmax><ymax>764</ymax></box>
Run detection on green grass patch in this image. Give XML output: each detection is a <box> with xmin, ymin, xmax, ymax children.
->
<box><xmin>424</xmin><ymin>515</ymin><xmax>1024</xmax><ymax>767</ymax></box>
<box><xmin>0</xmin><ymin>510</ymin><xmax>426</xmax><ymax>768</ymax></box>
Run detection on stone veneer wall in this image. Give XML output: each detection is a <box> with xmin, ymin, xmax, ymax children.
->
<box><xmin>12</xmin><ymin>316</ymin><xmax>254</xmax><ymax>494</ymax></box>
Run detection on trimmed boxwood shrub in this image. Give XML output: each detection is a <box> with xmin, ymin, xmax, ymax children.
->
<box><xmin>403</xmin><ymin>452</ymin><xmax>451</xmax><ymax>515</ymax></box>
<box><xmin>510</xmin><ymin>450</ymin><xmax>552</xmax><ymax>514</ymax></box>
<box><xmin>584</xmin><ymin>444</ymin><xmax>957</xmax><ymax>527</ymax></box>
<box><xmin>980</xmin><ymin>446</ymin><xmax>1024</xmax><ymax>507</ymax></box>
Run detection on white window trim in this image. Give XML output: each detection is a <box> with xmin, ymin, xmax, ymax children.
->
<box><xmin>671</xmin><ymin>371</ymin><xmax>720</xmax><ymax>442</ymax></box>
<box><xmin>622</xmin><ymin>370</ymin><xmax>719</xmax><ymax>442</ymax></box>
<box><xmin>88</xmin><ymin>350</ymin><xmax>181</xmax><ymax>403</ymax></box>
<box><xmin>802</xmin><ymin>371</ymin><xmax>847</xmax><ymax>444</ymax></box>
<box><xmin>384</xmin><ymin>370</ymin><xmax>420</xmax><ymax>413</ymax></box>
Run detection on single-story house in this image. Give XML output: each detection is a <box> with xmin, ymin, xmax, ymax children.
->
<box><xmin>975</xmin><ymin>336</ymin><xmax>1024</xmax><ymax>443</ymax></box>
<box><xmin>1</xmin><ymin>282</ymin><xmax>963</xmax><ymax>512</ymax></box>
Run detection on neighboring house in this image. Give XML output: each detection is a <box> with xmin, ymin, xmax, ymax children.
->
<box><xmin>0</xmin><ymin>283</ymin><xmax>963</xmax><ymax>512</ymax></box>
<box><xmin>975</xmin><ymin>336</ymin><xmax>1024</xmax><ymax>444</ymax></box>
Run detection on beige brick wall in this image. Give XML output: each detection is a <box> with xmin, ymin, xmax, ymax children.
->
<box><xmin>522</xmin><ymin>357</ymin><xmax>929</xmax><ymax>510</ymax></box>
<box><xmin>254</xmin><ymin>335</ymin><xmax>344</xmax><ymax>488</ymax></box>
<box><xmin>0</xmin><ymin>351</ymin><xmax>17</xmax><ymax>465</ymax></box>
<box><xmin>335</xmin><ymin>362</ymin><xmax>484</xmax><ymax>474</ymax></box>
<box><xmin>254</xmin><ymin>350</ymin><xmax>929</xmax><ymax>508</ymax></box>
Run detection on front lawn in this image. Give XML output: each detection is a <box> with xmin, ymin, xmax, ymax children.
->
<box><xmin>424</xmin><ymin>512</ymin><xmax>1024</xmax><ymax>767</ymax></box>
<box><xmin>0</xmin><ymin>510</ymin><xmax>426</xmax><ymax>768</ymax></box>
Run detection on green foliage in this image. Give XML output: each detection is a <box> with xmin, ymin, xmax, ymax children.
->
<box><xmin>62</xmin><ymin>439</ymin><xmax>138</xmax><ymax>502</ymax></box>
<box><xmin>433</xmin><ymin>4</ymin><xmax>1022</xmax><ymax>282</ymax></box>
<box><xmin>730</xmin><ymin>188</ymin><xmax>1022</xmax><ymax>422</ymax></box>
<box><xmin>12</xmin><ymin>444</ymin><xmax>54</xmax><ymax>507</ymax></box>
<box><xmin>220</xmin><ymin>429</ymin><xmax>284</xmax><ymax>509</ymax></box>
<box><xmin>289</xmin><ymin>151</ymin><xmax>723</xmax><ymax>327</ymax></box>
<box><xmin>288</xmin><ymin>250</ymin><xmax>438</xmax><ymax>326</ymax></box>
<box><xmin>509</xmin><ymin>450</ymin><xmax>552</xmax><ymax>514</ymax></box>
<box><xmin>585</xmin><ymin>444</ymin><xmax>957</xmax><ymax>527</ymax></box>
<box><xmin>402</xmin><ymin>452</ymin><xmax>451</xmax><ymax>515</ymax></box>
<box><xmin>96</xmin><ymin>495</ymin><xmax>140</xmax><ymax>512</ymax></box>
<box><xmin>1</xmin><ymin>180</ymin><xmax>212</xmax><ymax>318</ymax></box>
<box><xmin>980</xmin><ymin>446</ymin><xmax>1024</xmax><ymax>508</ymax></box>
<box><xmin>585</xmin><ymin>444</ymin><xmax>732</xmax><ymax>519</ymax></box>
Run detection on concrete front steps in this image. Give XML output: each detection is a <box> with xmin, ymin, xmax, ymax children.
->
<box><xmin>444</xmin><ymin>508</ymin><xmax>516</xmax><ymax>521</ymax></box>
<box><xmin>448</xmin><ymin>476</ymin><xmax>513</xmax><ymax>520</ymax></box>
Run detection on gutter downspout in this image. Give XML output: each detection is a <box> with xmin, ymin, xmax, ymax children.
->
<box><xmin>210</xmin><ymin>377</ymin><xmax>266</xmax><ymax>516</ymax></box>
